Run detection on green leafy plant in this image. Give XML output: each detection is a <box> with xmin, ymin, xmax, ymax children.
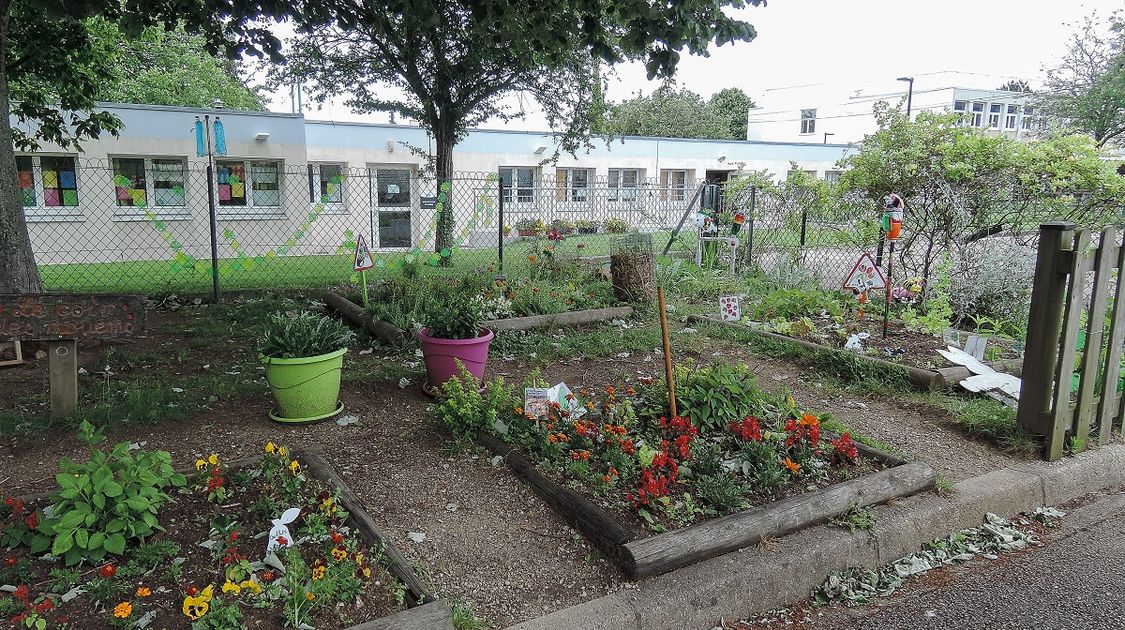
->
<box><xmin>424</xmin><ymin>292</ymin><xmax>484</xmax><ymax>340</ymax></box>
<box><xmin>261</xmin><ymin>311</ymin><xmax>354</xmax><ymax>359</ymax></box>
<box><xmin>604</xmin><ymin>218</ymin><xmax>630</xmax><ymax>233</ymax></box>
<box><xmin>692</xmin><ymin>473</ymin><xmax>747</xmax><ymax>515</ymax></box>
<box><xmin>432</xmin><ymin>364</ymin><xmax>514</xmax><ymax>438</ymax></box>
<box><xmin>746</xmin><ymin>286</ymin><xmax>843</xmax><ymax>321</ymax></box>
<box><xmin>38</xmin><ymin>421</ymin><xmax>186</xmax><ymax>566</ymax></box>
<box><xmin>671</xmin><ymin>362</ymin><xmax>773</xmax><ymax>433</ymax></box>
<box><xmin>830</xmin><ymin>503</ymin><xmax>876</xmax><ymax>532</ymax></box>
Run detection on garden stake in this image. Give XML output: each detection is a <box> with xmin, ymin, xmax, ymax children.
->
<box><xmin>883</xmin><ymin>240</ymin><xmax>894</xmax><ymax>338</ymax></box>
<box><xmin>657</xmin><ymin>286</ymin><xmax>678</xmax><ymax>417</ymax></box>
<box><xmin>359</xmin><ymin>269</ymin><xmax>369</xmax><ymax>308</ymax></box>
<box><xmin>882</xmin><ymin>193</ymin><xmax>904</xmax><ymax>339</ymax></box>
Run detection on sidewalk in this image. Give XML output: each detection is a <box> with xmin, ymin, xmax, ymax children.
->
<box><xmin>506</xmin><ymin>443</ymin><xmax>1125</xmax><ymax>630</ymax></box>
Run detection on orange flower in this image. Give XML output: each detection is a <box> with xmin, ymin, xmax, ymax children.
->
<box><xmin>800</xmin><ymin>413</ymin><xmax>819</xmax><ymax>427</ymax></box>
<box><xmin>783</xmin><ymin>458</ymin><xmax>801</xmax><ymax>475</ymax></box>
<box><xmin>514</xmin><ymin>406</ymin><xmax>523</xmax><ymax>415</ymax></box>
<box><xmin>626</xmin><ymin>386</ymin><xmax>637</xmax><ymax>396</ymax></box>
<box><xmin>605</xmin><ymin>386</ymin><xmax>616</xmax><ymax>396</ymax></box>
<box><xmin>306</xmin><ymin>592</ymin><xmax>316</xmax><ymax>601</ymax></box>
<box><xmin>113</xmin><ymin>602</ymin><xmax>133</xmax><ymax>619</ymax></box>
<box><xmin>528</xmin><ymin>255</ymin><xmax>538</xmax><ymax>262</ymax></box>
<box><xmin>548</xmin><ymin>434</ymin><xmax>558</xmax><ymax>444</ymax></box>
<box><xmin>136</xmin><ymin>586</ymin><xmax>152</xmax><ymax>598</ymax></box>
<box><xmin>602</xmin><ymin>475</ymin><xmax>613</xmax><ymax>483</ymax></box>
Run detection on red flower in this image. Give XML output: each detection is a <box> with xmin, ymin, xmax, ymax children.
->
<box><xmin>12</xmin><ymin>585</ymin><xmax>29</xmax><ymax>601</ymax></box>
<box><xmin>276</xmin><ymin>536</ymin><xmax>288</xmax><ymax>546</ymax></box>
<box><xmin>228</xmin><ymin>530</ymin><xmax>240</xmax><ymax>542</ymax></box>
<box><xmin>261</xmin><ymin>571</ymin><xmax>275</xmax><ymax>582</ymax></box>
<box><xmin>729</xmin><ymin>416</ymin><xmax>762</xmax><ymax>442</ymax></box>
<box><xmin>832</xmin><ymin>433</ymin><xmax>859</xmax><ymax>463</ymax></box>
<box><xmin>330</xmin><ymin>531</ymin><xmax>344</xmax><ymax>544</ymax></box>
<box><xmin>23</xmin><ymin>513</ymin><xmax>37</xmax><ymax>530</ymax></box>
<box><xmin>98</xmin><ymin>564</ymin><xmax>116</xmax><ymax>579</ymax></box>
<box><xmin>34</xmin><ymin>599</ymin><xmax>53</xmax><ymax>614</ymax></box>
<box><xmin>4</xmin><ymin>557</ymin><xmax>16</xmax><ymax>567</ymax></box>
<box><xmin>186</xmin><ymin>586</ymin><xmax>198</xmax><ymax>596</ymax></box>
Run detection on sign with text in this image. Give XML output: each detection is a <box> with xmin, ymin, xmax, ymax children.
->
<box><xmin>420</xmin><ymin>196</ymin><xmax>439</xmax><ymax>210</ymax></box>
<box><xmin>0</xmin><ymin>294</ymin><xmax>146</xmax><ymax>340</ymax></box>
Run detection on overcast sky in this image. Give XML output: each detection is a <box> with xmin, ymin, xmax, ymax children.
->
<box><xmin>266</xmin><ymin>0</ymin><xmax>1122</xmax><ymax>130</ymax></box>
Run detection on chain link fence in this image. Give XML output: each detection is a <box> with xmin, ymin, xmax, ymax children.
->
<box><xmin>22</xmin><ymin>159</ymin><xmax>704</xmax><ymax>295</ymax></box>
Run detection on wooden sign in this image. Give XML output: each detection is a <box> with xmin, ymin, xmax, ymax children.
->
<box><xmin>0</xmin><ymin>294</ymin><xmax>146</xmax><ymax>340</ymax></box>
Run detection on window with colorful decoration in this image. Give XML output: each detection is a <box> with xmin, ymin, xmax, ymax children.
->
<box><xmin>16</xmin><ymin>155</ymin><xmax>80</xmax><ymax>218</ymax></box>
<box><xmin>216</xmin><ymin>160</ymin><xmax>282</xmax><ymax>213</ymax></box>
<box><xmin>111</xmin><ymin>157</ymin><xmax>187</xmax><ymax>216</ymax></box>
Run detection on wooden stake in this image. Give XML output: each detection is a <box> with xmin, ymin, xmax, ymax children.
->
<box><xmin>48</xmin><ymin>339</ymin><xmax>78</xmax><ymax>418</ymax></box>
<box><xmin>360</xmin><ymin>269</ymin><xmax>370</xmax><ymax>308</ymax></box>
<box><xmin>657</xmin><ymin>287</ymin><xmax>678</xmax><ymax>417</ymax></box>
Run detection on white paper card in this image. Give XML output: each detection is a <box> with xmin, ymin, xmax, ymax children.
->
<box><xmin>719</xmin><ymin>296</ymin><xmax>741</xmax><ymax>322</ymax></box>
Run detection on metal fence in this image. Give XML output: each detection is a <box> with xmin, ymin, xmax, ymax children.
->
<box><xmin>22</xmin><ymin>160</ymin><xmax>704</xmax><ymax>295</ymax></box>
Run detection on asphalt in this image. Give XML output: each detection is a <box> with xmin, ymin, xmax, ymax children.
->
<box><xmin>818</xmin><ymin>487</ymin><xmax>1125</xmax><ymax>630</ymax></box>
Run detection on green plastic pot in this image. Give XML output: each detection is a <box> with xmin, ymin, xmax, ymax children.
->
<box><xmin>261</xmin><ymin>347</ymin><xmax>347</xmax><ymax>423</ymax></box>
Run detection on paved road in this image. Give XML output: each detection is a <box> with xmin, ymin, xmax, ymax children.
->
<box><xmin>815</xmin><ymin>487</ymin><xmax>1125</xmax><ymax>630</ymax></box>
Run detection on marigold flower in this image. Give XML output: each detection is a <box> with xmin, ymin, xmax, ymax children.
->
<box><xmin>330</xmin><ymin>531</ymin><xmax>344</xmax><ymax>544</ymax></box>
<box><xmin>312</xmin><ymin>565</ymin><xmax>326</xmax><ymax>581</ymax></box>
<box><xmin>528</xmin><ymin>255</ymin><xmax>538</xmax><ymax>262</ymax></box>
<box><xmin>265</xmin><ymin>442</ymin><xmax>276</xmax><ymax>454</ymax></box>
<box><xmin>136</xmin><ymin>586</ymin><xmax>152</xmax><ymax>598</ymax></box>
<box><xmin>783</xmin><ymin>458</ymin><xmax>801</xmax><ymax>475</ymax></box>
<box><xmin>185</xmin><ymin>586</ymin><xmax>198</xmax><ymax>597</ymax></box>
<box><xmin>261</xmin><ymin>571</ymin><xmax>275</xmax><ymax>582</ymax></box>
<box><xmin>602</xmin><ymin>475</ymin><xmax>613</xmax><ymax>484</ymax></box>
<box><xmin>514</xmin><ymin>406</ymin><xmax>523</xmax><ymax>415</ymax></box>
<box><xmin>306</xmin><ymin>592</ymin><xmax>316</xmax><ymax>601</ymax></box>
<box><xmin>113</xmin><ymin>602</ymin><xmax>133</xmax><ymax>619</ymax></box>
<box><xmin>99</xmin><ymin>563</ymin><xmax>117</xmax><ymax>579</ymax></box>
<box><xmin>548</xmin><ymin>434</ymin><xmax>558</xmax><ymax>444</ymax></box>
<box><xmin>222</xmin><ymin>580</ymin><xmax>241</xmax><ymax>595</ymax></box>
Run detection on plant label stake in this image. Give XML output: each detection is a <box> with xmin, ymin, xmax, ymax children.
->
<box><xmin>353</xmin><ymin>234</ymin><xmax>375</xmax><ymax>307</ymax></box>
<box><xmin>657</xmin><ymin>287</ymin><xmax>678</xmax><ymax>417</ymax></box>
<box><xmin>882</xmin><ymin>194</ymin><xmax>904</xmax><ymax>338</ymax></box>
<box><xmin>841</xmin><ymin>253</ymin><xmax>885</xmax><ymax>323</ymax></box>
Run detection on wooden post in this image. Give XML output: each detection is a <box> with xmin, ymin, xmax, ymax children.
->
<box><xmin>1074</xmin><ymin>229</ymin><xmax>1115</xmax><ymax>447</ymax></box>
<box><xmin>657</xmin><ymin>287</ymin><xmax>677</xmax><ymax>417</ymax></box>
<box><xmin>1017</xmin><ymin>222</ymin><xmax>1075</xmax><ymax>440</ymax></box>
<box><xmin>1098</xmin><ymin>237</ymin><xmax>1125</xmax><ymax>443</ymax></box>
<box><xmin>48</xmin><ymin>339</ymin><xmax>78</xmax><ymax>417</ymax></box>
<box><xmin>1047</xmin><ymin>229</ymin><xmax>1091</xmax><ymax>460</ymax></box>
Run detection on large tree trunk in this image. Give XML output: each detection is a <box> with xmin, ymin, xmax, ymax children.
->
<box><xmin>433</xmin><ymin>119</ymin><xmax>455</xmax><ymax>267</ymax></box>
<box><xmin>0</xmin><ymin>2</ymin><xmax>43</xmax><ymax>294</ymax></box>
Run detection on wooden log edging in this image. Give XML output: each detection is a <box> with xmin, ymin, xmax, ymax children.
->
<box><xmin>477</xmin><ymin>433</ymin><xmax>637</xmax><ymax>564</ymax></box>
<box><xmin>622</xmin><ymin>462</ymin><xmax>936</xmax><ymax>579</ymax></box>
<box><xmin>322</xmin><ymin>290</ymin><xmax>407</xmax><ymax>347</ymax></box>
<box><xmin>484</xmin><ymin>306</ymin><xmax>635</xmax><ymax>332</ymax></box>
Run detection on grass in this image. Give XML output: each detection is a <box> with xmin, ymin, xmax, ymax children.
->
<box><xmin>935</xmin><ymin>475</ymin><xmax>956</xmax><ymax>496</ymax></box>
<box><xmin>450</xmin><ymin>599</ymin><xmax>487</xmax><ymax>630</ymax></box>
<box><xmin>830</xmin><ymin>503</ymin><xmax>877</xmax><ymax>533</ymax></box>
<box><xmin>922</xmin><ymin>393</ymin><xmax>1039</xmax><ymax>456</ymax></box>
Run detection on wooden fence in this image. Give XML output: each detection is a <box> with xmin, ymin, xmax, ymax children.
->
<box><xmin>1017</xmin><ymin>221</ymin><xmax>1125</xmax><ymax>460</ymax></box>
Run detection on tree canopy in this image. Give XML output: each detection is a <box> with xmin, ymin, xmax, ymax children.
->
<box><xmin>88</xmin><ymin>19</ymin><xmax>266</xmax><ymax>111</ymax></box>
<box><xmin>603</xmin><ymin>84</ymin><xmax>754</xmax><ymax>140</ymax></box>
<box><xmin>1038</xmin><ymin>12</ymin><xmax>1125</xmax><ymax>146</ymax></box>
<box><xmin>996</xmin><ymin>79</ymin><xmax>1032</xmax><ymax>93</ymax></box>
<box><xmin>274</xmin><ymin>0</ymin><xmax>764</xmax><ymax>259</ymax></box>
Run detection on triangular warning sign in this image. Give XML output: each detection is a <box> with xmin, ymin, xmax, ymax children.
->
<box><xmin>842</xmin><ymin>252</ymin><xmax>886</xmax><ymax>294</ymax></box>
<box><xmin>353</xmin><ymin>234</ymin><xmax>374</xmax><ymax>271</ymax></box>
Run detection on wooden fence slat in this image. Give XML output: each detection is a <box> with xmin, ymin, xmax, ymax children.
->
<box><xmin>1047</xmin><ymin>230</ymin><xmax>1092</xmax><ymax>460</ymax></box>
<box><xmin>1098</xmin><ymin>237</ymin><xmax>1125</xmax><ymax>443</ymax></box>
<box><xmin>1074</xmin><ymin>231</ymin><xmax>1116</xmax><ymax>447</ymax></box>
<box><xmin>1018</xmin><ymin>222</ymin><xmax>1077</xmax><ymax>437</ymax></box>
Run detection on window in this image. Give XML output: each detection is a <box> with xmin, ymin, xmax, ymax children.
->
<box><xmin>216</xmin><ymin>160</ymin><xmax>282</xmax><ymax>212</ymax></box>
<box><xmin>16</xmin><ymin>155</ymin><xmax>80</xmax><ymax>220</ymax></box>
<box><xmin>374</xmin><ymin>168</ymin><xmax>412</xmax><ymax>248</ymax></box>
<box><xmin>953</xmin><ymin>101</ymin><xmax>968</xmax><ymax>126</ymax></box>
<box><xmin>971</xmin><ymin>102</ymin><xmax>985</xmax><ymax>127</ymax></box>
<box><xmin>608</xmin><ymin>168</ymin><xmax>641</xmax><ymax>202</ymax></box>
<box><xmin>800</xmin><ymin>108</ymin><xmax>817</xmax><ymax>135</ymax></box>
<box><xmin>555</xmin><ymin>168</ymin><xmax>591</xmax><ymax>202</ymax></box>
<box><xmin>1005</xmin><ymin>104</ymin><xmax>1018</xmax><ymax>130</ymax></box>
<box><xmin>824</xmin><ymin>170</ymin><xmax>843</xmax><ymax>184</ymax></box>
<box><xmin>310</xmin><ymin>163</ymin><xmax>345</xmax><ymax>211</ymax></box>
<box><xmin>111</xmin><ymin>157</ymin><xmax>187</xmax><ymax>216</ymax></box>
<box><xmin>499</xmin><ymin>167</ymin><xmax>535</xmax><ymax>203</ymax></box>
<box><xmin>1022</xmin><ymin>106</ymin><xmax>1041</xmax><ymax>131</ymax></box>
<box><xmin>988</xmin><ymin>103</ymin><xmax>1002</xmax><ymax>129</ymax></box>
<box><xmin>660</xmin><ymin>169</ymin><xmax>689</xmax><ymax>201</ymax></box>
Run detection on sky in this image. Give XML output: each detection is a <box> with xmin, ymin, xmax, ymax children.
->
<box><xmin>263</xmin><ymin>0</ymin><xmax>1121</xmax><ymax>131</ymax></box>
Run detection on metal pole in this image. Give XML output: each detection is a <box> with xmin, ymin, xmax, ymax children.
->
<box><xmin>883</xmin><ymin>240</ymin><xmax>895</xmax><ymax>338</ymax></box>
<box><xmin>204</xmin><ymin>115</ymin><xmax>220</xmax><ymax>303</ymax></box>
<box><xmin>905</xmin><ymin>79</ymin><xmax>914</xmax><ymax>117</ymax></box>
<box><xmin>745</xmin><ymin>186</ymin><xmax>756</xmax><ymax>266</ymax></box>
<box><xmin>799</xmin><ymin>205</ymin><xmax>808</xmax><ymax>247</ymax></box>
<box><xmin>658</xmin><ymin>287</ymin><xmax>677</xmax><ymax>418</ymax></box>
<box><xmin>497</xmin><ymin>179</ymin><xmax>505</xmax><ymax>276</ymax></box>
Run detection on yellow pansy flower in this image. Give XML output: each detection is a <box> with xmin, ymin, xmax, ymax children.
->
<box><xmin>194</xmin><ymin>459</ymin><xmax>207</xmax><ymax>471</ymax></box>
<box><xmin>222</xmin><ymin>580</ymin><xmax>241</xmax><ymax>595</ymax></box>
<box><xmin>240</xmin><ymin>579</ymin><xmax>262</xmax><ymax>595</ymax></box>
<box><xmin>265</xmin><ymin>442</ymin><xmax>276</xmax><ymax>454</ymax></box>
<box><xmin>289</xmin><ymin>460</ymin><xmax>300</xmax><ymax>475</ymax></box>
<box><xmin>207</xmin><ymin>453</ymin><xmax>219</xmax><ymax>466</ymax></box>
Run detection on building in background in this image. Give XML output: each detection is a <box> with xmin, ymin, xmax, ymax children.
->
<box><xmin>12</xmin><ymin>102</ymin><xmax>852</xmax><ymax>267</ymax></box>
<box><xmin>746</xmin><ymin>72</ymin><xmax>1038</xmax><ymax>145</ymax></box>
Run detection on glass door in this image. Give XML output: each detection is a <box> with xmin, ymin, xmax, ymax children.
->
<box><xmin>373</xmin><ymin>168</ymin><xmax>412</xmax><ymax>248</ymax></box>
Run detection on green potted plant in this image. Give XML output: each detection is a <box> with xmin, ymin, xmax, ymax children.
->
<box><xmin>575</xmin><ymin>219</ymin><xmax>599</xmax><ymax>235</ymax></box>
<box><xmin>552</xmin><ymin>218</ymin><xmax>575</xmax><ymax>235</ymax></box>
<box><xmin>515</xmin><ymin>217</ymin><xmax>542</xmax><ymax>237</ymax></box>
<box><xmin>260</xmin><ymin>311</ymin><xmax>355</xmax><ymax>423</ymax></box>
<box><xmin>417</xmin><ymin>292</ymin><xmax>493</xmax><ymax>397</ymax></box>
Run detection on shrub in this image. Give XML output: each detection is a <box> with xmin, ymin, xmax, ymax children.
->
<box><xmin>261</xmin><ymin>311</ymin><xmax>354</xmax><ymax>359</ymax></box>
<box><xmin>432</xmin><ymin>365</ymin><xmax>513</xmax><ymax>438</ymax></box>
<box><xmin>948</xmin><ymin>242</ymin><xmax>1035</xmax><ymax>338</ymax></box>
<box><xmin>672</xmin><ymin>362</ymin><xmax>773</xmax><ymax>433</ymax></box>
<box><xmin>604</xmin><ymin>218</ymin><xmax>630</xmax><ymax>233</ymax></box>
<box><xmin>736</xmin><ymin>441</ymin><xmax>786</xmax><ymax>493</ymax></box>
<box><xmin>35</xmin><ymin>422</ymin><xmax>185</xmax><ymax>566</ymax></box>
<box><xmin>693</xmin><ymin>474</ymin><xmax>747</xmax><ymax>514</ymax></box>
<box><xmin>687</xmin><ymin>440</ymin><xmax>725</xmax><ymax>477</ymax></box>
<box><xmin>424</xmin><ymin>291</ymin><xmax>484</xmax><ymax>339</ymax></box>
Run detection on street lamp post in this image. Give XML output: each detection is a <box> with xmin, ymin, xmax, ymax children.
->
<box><xmin>897</xmin><ymin>76</ymin><xmax>914</xmax><ymax>117</ymax></box>
<box><xmin>823</xmin><ymin>132</ymin><xmax>835</xmax><ymax>144</ymax></box>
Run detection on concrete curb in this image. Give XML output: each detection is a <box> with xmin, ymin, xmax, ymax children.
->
<box><xmin>504</xmin><ymin>443</ymin><xmax>1125</xmax><ymax>630</ymax></box>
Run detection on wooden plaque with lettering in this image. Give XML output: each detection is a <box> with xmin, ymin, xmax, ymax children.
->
<box><xmin>0</xmin><ymin>294</ymin><xmax>146</xmax><ymax>340</ymax></box>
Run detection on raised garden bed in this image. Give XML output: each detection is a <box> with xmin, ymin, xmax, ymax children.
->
<box><xmin>435</xmin><ymin>365</ymin><xmax>934</xmax><ymax>580</ymax></box>
<box><xmin>0</xmin><ymin>436</ymin><xmax>451</xmax><ymax>629</ymax></box>
<box><xmin>689</xmin><ymin>315</ymin><xmax>1022</xmax><ymax>391</ymax></box>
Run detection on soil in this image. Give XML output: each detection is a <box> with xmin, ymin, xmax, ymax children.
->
<box><xmin>3</xmin><ymin>464</ymin><xmax>403</xmax><ymax>629</ymax></box>
<box><xmin>753</xmin><ymin>313</ymin><xmax>1022</xmax><ymax>371</ymax></box>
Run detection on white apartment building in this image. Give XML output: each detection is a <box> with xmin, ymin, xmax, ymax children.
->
<box><xmin>746</xmin><ymin>72</ymin><xmax>1040</xmax><ymax>145</ymax></box>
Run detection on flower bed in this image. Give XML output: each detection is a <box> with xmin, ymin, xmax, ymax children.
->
<box><xmin>433</xmin><ymin>362</ymin><xmax>934</xmax><ymax>578</ymax></box>
<box><xmin>0</xmin><ymin>427</ymin><xmax>447</xmax><ymax>629</ymax></box>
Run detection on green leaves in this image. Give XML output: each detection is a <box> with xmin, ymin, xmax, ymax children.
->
<box><xmin>260</xmin><ymin>311</ymin><xmax>355</xmax><ymax>359</ymax></box>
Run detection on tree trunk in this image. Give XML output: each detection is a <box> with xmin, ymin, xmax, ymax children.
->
<box><xmin>0</xmin><ymin>2</ymin><xmax>42</xmax><ymax>293</ymax></box>
<box><xmin>433</xmin><ymin>119</ymin><xmax>455</xmax><ymax>267</ymax></box>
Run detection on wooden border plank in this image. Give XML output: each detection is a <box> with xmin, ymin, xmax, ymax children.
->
<box><xmin>484</xmin><ymin>306</ymin><xmax>635</xmax><ymax>332</ymax></box>
<box><xmin>322</xmin><ymin>290</ymin><xmax>407</xmax><ymax>346</ymax></box>
<box><xmin>0</xmin><ymin>339</ymin><xmax>23</xmax><ymax>367</ymax></box>
<box><xmin>1048</xmin><ymin>230</ymin><xmax>1093</xmax><ymax>460</ymax></box>
<box><xmin>1074</xmin><ymin>231</ymin><xmax>1116</xmax><ymax>446</ymax></box>
<box><xmin>346</xmin><ymin>600</ymin><xmax>453</xmax><ymax>630</ymax></box>
<box><xmin>1099</xmin><ymin>237</ymin><xmax>1125</xmax><ymax>442</ymax></box>
<box><xmin>623</xmin><ymin>462</ymin><xmax>935</xmax><ymax>579</ymax></box>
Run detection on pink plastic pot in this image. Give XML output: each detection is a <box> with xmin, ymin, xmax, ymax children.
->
<box><xmin>417</xmin><ymin>327</ymin><xmax>494</xmax><ymax>395</ymax></box>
